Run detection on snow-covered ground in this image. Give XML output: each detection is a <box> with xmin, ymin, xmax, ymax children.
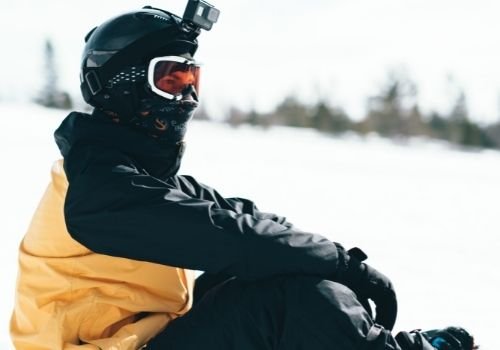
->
<box><xmin>1</xmin><ymin>103</ymin><xmax>499</xmax><ymax>349</ymax></box>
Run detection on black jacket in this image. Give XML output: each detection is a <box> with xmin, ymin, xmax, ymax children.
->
<box><xmin>55</xmin><ymin>111</ymin><xmax>349</xmax><ymax>282</ymax></box>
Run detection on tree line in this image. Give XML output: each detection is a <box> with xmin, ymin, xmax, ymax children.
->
<box><xmin>223</xmin><ymin>73</ymin><xmax>500</xmax><ymax>150</ymax></box>
<box><xmin>35</xmin><ymin>38</ymin><xmax>500</xmax><ymax>149</ymax></box>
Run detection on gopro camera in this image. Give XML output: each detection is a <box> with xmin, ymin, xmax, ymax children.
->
<box><xmin>183</xmin><ymin>0</ymin><xmax>220</xmax><ymax>31</ymax></box>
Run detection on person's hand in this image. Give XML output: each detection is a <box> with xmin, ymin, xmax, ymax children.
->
<box><xmin>339</xmin><ymin>247</ymin><xmax>398</xmax><ymax>330</ymax></box>
<box><xmin>422</xmin><ymin>327</ymin><xmax>477</xmax><ymax>350</ymax></box>
<box><xmin>396</xmin><ymin>327</ymin><xmax>477</xmax><ymax>350</ymax></box>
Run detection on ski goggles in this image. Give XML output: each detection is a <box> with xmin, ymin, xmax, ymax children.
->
<box><xmin>148</xmin><ymin>56</ymin><xmax>201</xmax><ymax>100</ymax></box>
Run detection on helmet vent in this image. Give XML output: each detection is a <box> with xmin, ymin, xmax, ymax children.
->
<box><xmin>108</xmin><ymin>67</ymin><xmax>146</xmax><ymax>87</ymax></box>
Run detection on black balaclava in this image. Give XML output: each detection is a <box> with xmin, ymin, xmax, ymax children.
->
<box><xmin>89</xmin><ymin>51</ymin><xmax>199</xmax><ymax>178</ymax></box>
<box><xmin>93</xmin><ymin>51</ymin><xmax>199</xmax><ymax>145</ymax></box>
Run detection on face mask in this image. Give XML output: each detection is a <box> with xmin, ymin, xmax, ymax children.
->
<box><xmin>132</xmin><ymin>97</ymin><xmax>198</xmax><ymax>143</ymax></box>
<box><xmin>95</xmin><ymin>55</ymin><xmax>201</xmax><ymax>143</ymax></box>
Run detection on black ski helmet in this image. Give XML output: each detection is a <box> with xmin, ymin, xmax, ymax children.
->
<box><xmin>80</xmin><ymin>6</ymin><xmax>200</xmax><ymax>113</ymax></box>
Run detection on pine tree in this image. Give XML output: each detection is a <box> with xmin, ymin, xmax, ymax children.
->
<box><xmin>272</xmin><ymin>96</ymin><xmax>311</xmax><ymax>128</ymax></box>
<box><xmin>311</xmin><ymin>101</ymin><xmax>351</xmax><ymax>133</ymax></box>
<box><xmin>364</xmin><ymin>71</ymin><xmax>417</xmax><ymax>137</ymax></box>
<box><xmin>35</xmin><ymin>38</ymin><xmax>73</xmax><ymax>109</ymax></box>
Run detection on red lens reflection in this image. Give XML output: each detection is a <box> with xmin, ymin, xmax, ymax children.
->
<box><xmin>153</xmin><ymin>61</ymin><xmax>200</xmax><ymax>96</ymax></box>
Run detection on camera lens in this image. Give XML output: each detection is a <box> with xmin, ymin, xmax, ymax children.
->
<box><xmin>207</xmin><ymin>8</ymin><xmax>220</xmax><ymax>22</ymax></box>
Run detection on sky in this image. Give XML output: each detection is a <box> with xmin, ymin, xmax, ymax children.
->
<box><xmin>2</xmin><ymin>0</ymin><xmax>500</xmax><ymax>123</ymax></box>
<box><xmin>2</xmin><ymin>103</ymin><xmax>500</xmax><ymax>348</ymax></box>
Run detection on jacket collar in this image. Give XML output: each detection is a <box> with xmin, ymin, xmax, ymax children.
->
<box><xmin>54</xmin><ymin>110</ymin><xmax>184</xmax><ymax>179</ymax></box>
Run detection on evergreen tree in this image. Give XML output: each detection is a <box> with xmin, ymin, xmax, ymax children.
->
<box><xmin>485</xmin><ymin>121</ymin><xmax>500</xmax><ymax>148</ymax></box>
<box><xmin>35</xmin><ymin>38</ymin><xmax>73</xmax><ymax>109</ymax></box>
<box><xmin>226</xmin><ymin>106</ymin><xmax>248</xmax><ymax>127</ymax></box>
<box><xmin>364</xmin><ymin>71</ymin><xmax>417</xmax><ymax>137</ymax></box>
<box><xmin>428</xmin><ymin>112</ymin><xmax>449</xmax><ymax>140</ymax></box>
<box><xmin>447</xmin><ymin>90</ymin><xmax>471</xmax><ymax>145</ymax></box>
<box><xmin>311</xmin><ymin>101</ymin><xmax>351</xmax><ymax>133</ymax></box>
<box><xmin>247</xmin><ymin>108</ymin><xmax>269</xmax><ymax>127</ymax></box>
<box><xmin>445</xmin><ymin>91</ymin><xmax>491</xmax><ymax>147</ymax></box>
<box><xmin>403</xmin><ymin>105</ymin><xmax>429</xmax><ymax>137</ymax></box>
<box><xmin>272</xmin><ymin>96</ymin><xmax>311</xmax><ymax>128</ymax></box>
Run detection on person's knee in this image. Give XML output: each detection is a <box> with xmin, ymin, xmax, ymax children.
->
<box><xmin>283</xmin><ymin>275</ymin><xmax>358</xmax><ymax>305</ymax></box>
<box><xmin>283</xmin><ymin>275</ymin><xmax>372</xmax><ymax>328</ymax></box>
<box><xmin>276</xmin><ymin>276</ymin><xmax>383</xmax><ymax>348</ymax></box>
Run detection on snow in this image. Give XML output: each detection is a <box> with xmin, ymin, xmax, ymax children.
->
<box><xmin>1</xmin><ymin>102</ymin><xmax>499</xmax><ymax>349</ymax></box>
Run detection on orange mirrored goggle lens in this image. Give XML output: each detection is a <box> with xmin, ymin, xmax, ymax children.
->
<box><xmin>153</xmin><ymin>61</ymin><xmax>200</xmax><ymax>97</ymax></box>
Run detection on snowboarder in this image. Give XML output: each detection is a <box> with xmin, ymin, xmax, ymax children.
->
<box><xmin>10</xmin><ymin>2</ymin><xmax>476</xmax><ymax>350</ymax></box>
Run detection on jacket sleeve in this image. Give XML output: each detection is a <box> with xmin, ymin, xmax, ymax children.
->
<box><xmin>63</xmin><ymin>149</ymin><xmax>347</xmax><ymax>281</ymax></box>
<box><xmin>176</xmin><ymin>175</ymin><xmax>294</xmax><ymax>229</ymax></box>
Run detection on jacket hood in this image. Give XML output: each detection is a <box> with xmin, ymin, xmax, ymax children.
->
<box><xmin>54</xmin><ymin>111</ymin><xmax>185</xmax><ymax>179</ymax></box>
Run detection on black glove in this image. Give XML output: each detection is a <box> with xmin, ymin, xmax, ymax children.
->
<box><xmin>337</xmin><ymin>246</ymin><xmax>398</xmax><ymax>330</ymax></box>
<box><xmin>422</xmin><ymin>327</ymin><xmax>477</xmax><ymax>350</ymax></box>
<box><xmin>396</xmin><ymin>327</ymin><xmax>476</xmax><ymax>350</ymax></box>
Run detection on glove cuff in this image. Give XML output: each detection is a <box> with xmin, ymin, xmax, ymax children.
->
<box><xmin>396</xmin><ymin>331</ymin><xmax>436</xmax><ymax>350</ymax></box>
<box><xmin>348</xmin><ymin>247</ymin><xmax>368</xmax><ymax>262</ymax></box>
<box><xmin>333</xmin><ymin>245</ymin><xmax>369</xmax><ymax>282</ymax></box>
